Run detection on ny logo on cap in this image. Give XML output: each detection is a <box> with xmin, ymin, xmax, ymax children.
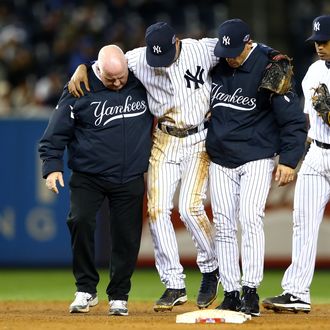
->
<box><xmin>222</xmin><ymin>36</ymin><xmax>230</xmax><ymax>45</ymax></box>
<box><xmin>153</xmin><ymin>45</ymin><xmax>162</xmax><ymax>54</ymax></box>
<box><xmin>314</xmin><ymin>21</ymin><xmax>320</xmax><ymax>31</ymax></box>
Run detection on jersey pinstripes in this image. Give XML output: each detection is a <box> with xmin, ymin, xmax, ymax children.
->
<box><xmin>209</xmin><ymin>158</ymin><xmax>275</xmax><ymax>291</ymax></box>
<box><xmin>148</xmin><ymin>129</ymin><xmax>217</xmax><ymax>288</ymax></box>
<box><xmin>281</xmin><ymin>61</ymin><xmax>330</xmax><ymax>303</ymax></box>
<box><xmin>126</xmin><ymin>38</ymin><xmax>218</xmax><ymax>128</ymax></box>
<box><xmin>126</xmin><ymin>37</ymin><xmax>219</xmax><ymax>288</ymax></box>
<box><xmin>302</xmin><ymin>60</ymin><xmax>330</xmax><ymax>143</ymax></box>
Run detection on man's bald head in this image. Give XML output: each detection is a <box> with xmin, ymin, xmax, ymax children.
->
<box><xmin>97</xmin><ymin>45</ymin><xmax>129</xmax><ymax>90</ymax></box>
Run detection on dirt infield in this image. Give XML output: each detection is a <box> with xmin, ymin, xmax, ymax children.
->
<box><xmin>1</xmin><ymin>301</ymin><xmax>329</xmax><ymax>330</ymax></box>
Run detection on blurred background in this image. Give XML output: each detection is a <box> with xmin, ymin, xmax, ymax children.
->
<box><xmin>0</xmin><ymin>0</ymin><xmax>330</xmax><ymax>269</ymax></box>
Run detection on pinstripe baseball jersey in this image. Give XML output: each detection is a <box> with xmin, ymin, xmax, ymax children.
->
<box><xmin>302</xmin><ymin>60</ymin><xmax>330</xmax><ymax>143</ymax></box>
<box><xmin>125</xmin><ymin>38</ymin><xmax>218</xmax><ymax>129</ymax></box>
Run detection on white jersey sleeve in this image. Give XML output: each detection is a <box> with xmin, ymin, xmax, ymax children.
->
<box><xmin>302</xmin><ymin>60</ymin><xmax>330</xmax><ymax>143</ymax></box>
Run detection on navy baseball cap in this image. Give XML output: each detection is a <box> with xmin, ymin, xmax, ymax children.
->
<box><xmin>306</xmin><ymin>15</ymin><xmax>330</xmax><ymax>42</ymax></box>
<box><xmin>214</xmin><ymin>19</ymin><xmax>251</xmax><ymax>58</ymax></box>
<box><xmin>145</xmin><ymin>22</ymin><xmax>177</xmax><ymax>67</ymax></box>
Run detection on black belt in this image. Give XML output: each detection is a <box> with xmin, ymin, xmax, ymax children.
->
<box><xmin>314</xmin><ymin>139</ymin><xmax>330</xmax><ymax>149</ymax></box>
<box><xmin>157</xmin><ymin>121</ymin><xmax>209</xmax><ymax>138</ymax></box>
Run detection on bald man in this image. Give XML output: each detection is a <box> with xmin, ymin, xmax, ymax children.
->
<box><xmin>39</xmin><ymin>45</ymin><xmax>153</xmax><ymax>316</ymax></box>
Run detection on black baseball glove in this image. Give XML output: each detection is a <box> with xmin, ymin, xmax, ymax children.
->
<box><xmin>312</xmin><ymin>83</ymin><xmax>330</xmax><ymax>126</ymax></box>
<box><xmin>259</xmin><ymin>55</ymin><xmax>293</xmax><ymax>95</ymax></box>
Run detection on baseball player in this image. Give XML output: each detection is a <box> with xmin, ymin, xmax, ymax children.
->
<box><xmin>262</xmin><ymin>15</ymin><xmax>330</xmax><ymax>314</ymax></box>
<box><xmin>39</xmin><ymin>45</ymin><xmax>153</xmax><ymax>316</ymax></box>
<box><xmin>206</xmin><ymin>19</ymin><xmax>307</xmax><ymax>316</ymax></box>
<box><xmin>68</xmin><ymin>22</ymin><xmax>220</xmax><ymax>311</ymax></box>
<box><xmin>68</xmin><ymin>21</ymin><xmax>287</xmax><ymax>312</ymax></box>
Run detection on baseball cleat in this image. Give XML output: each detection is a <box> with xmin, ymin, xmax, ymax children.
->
<box><xmin>240</xmin><ymin>286</ymin><xmax>260</xmax><ymax>317</ymax></box>
<box><xmin>153</xmin><ymin>288</ymin><xmax>187</xmax><ymax>312</ymax></box>
<box><xmin>216</xmin><ymin>290</ymin><xmax>241</xmax><ymax>311</ymax></box>
<box><xmin>109</xmin><ymin>300</ymin><xmax>128</xmax><ymax>316</ymax></box>
<box><xmin>262</xmin><ymin>293</ymin><xmax>311</xmax><ymax>313</ymax></box>
<box><xmin>69</xmin><ymin>291</ymin><xmax>98</xmax><ymax>313</ymax></box>
<box><xmin>197</xmin><ymin>268</ymin><xmax>220</xmax><ymax>309</ymax></box>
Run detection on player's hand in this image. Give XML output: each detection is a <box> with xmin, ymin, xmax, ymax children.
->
<box><xmin>274</xmin><ymin>164</ymin><xmax>295</xmax><ymax>187</ymax></box>
<box><xmin>46</xmin><ymin>172</ymin><xmax>64</xmax><ymax>194</ymax></box>
<box><xmin>68</xmin><ymin>64</ymin><xmax>89</xmax><ymax>97</ymax></box>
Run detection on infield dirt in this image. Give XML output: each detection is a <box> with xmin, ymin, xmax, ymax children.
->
<box><xmin>1</xmin><ymin>301</ymin><xmax>329</xmax><ymax>330</ymax></box>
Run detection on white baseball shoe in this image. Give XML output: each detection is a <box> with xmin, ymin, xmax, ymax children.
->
<box><xmin>69</xmin><ymin>291</ymin><xmax>98</xmax><ymax>313</ymax></box>
<box><xmin>109</xmin><ymin>300</ymin><xmax>128</xmax><ymax>316</ymax></box>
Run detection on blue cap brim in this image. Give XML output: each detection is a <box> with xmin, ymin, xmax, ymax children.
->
<box><xmin>306</xmin><ymin>33</ymin><xmax>330</xmax><ymax>42</ymax></box>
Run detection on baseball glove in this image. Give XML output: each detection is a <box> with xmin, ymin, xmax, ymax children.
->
<box><xmin>259</xmin><ymin>55</ymin><xmax>293</xmax><ymax>95</ymax></box>
<box><xmin>311</xmin><ymin>83</ymin><xmax>330</xmax><ymax>126</ymax></box>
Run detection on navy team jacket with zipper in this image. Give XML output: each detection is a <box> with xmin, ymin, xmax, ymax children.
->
<box><xmin>206</xmin><ymin>44</ymin><xmax>307</xmax><ymax>169</ymax></box>
<box><xmin>39</xmin><ymin>68</ymin><xmax>153</xmax><ymax>184</ymax></box>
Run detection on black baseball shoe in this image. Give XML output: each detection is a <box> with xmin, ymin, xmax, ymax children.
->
<box><xmin>153</xmin><ymin>288</ymin><xmax>187</xmax><ymax>312</ymax></box>
<box><xmin>262</xmin><ymin>293</ymin><xmax>311</xmax><ymax>313</ymax></box>
<box><xmin>240</xmin><ymin>286</ymin><xmax>260</xmax><ymax>316</ymax></box>
<box><xmin>197</xmin><ymin>268</ymin><xmax>220</xmax><ymax>308</ymax></box>
<box><xmin>216</xmin><ymin>290</ymin><xmax>241</xmax><ymax>311</ymax></box>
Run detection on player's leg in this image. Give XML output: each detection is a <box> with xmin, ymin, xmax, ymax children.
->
<box><xmin>262</xmin><ymin>145</ymin><xmax>329</xmax><ymax>313</ymax></box>
<box><xmin>209</xmin><ymin>161</ymin><xmax>241</xmax><ymax>311</ymax></box>
<box><xmin>106</xmin><ymin>176</ymin><xmax>145</xmax><ymax>316</ymax></box>
<box><xmin>239</xmin><ymin>158</ymin><xmax>274</xmax><ymax>316</ymax></box>
<box><xmin>179</xmin><ymin>143</ymin><xmax>219</xmax><ymax>308</ymax></box>
<box><xmin>281</xmin><ymin>162</ymin><xmax>329</xmax><ymax>304</ymax></box>
<box><xmin>148</xmin><ymin>130</ymin><xmax>187</xmax><ymax>311</ymax></box>
<box><xmin>67</xmin><ymin>172</ymin><xmax>105</xmax><ymax>313</ymax></box>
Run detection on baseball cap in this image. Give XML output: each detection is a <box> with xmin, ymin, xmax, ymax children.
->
<box><xmin>214</xmin><ymin>19</ymin><xmax>251</xmax><ymax>58</ymax></box>
<box><xmin>145</xmin><ymin>22</ymin><xmax>177</xmax><ymax>67</ymax></box>
<box><xmin>306</xmin><ymin>15</ymin><xmax>330</xmax><ymax>42</ymax></box>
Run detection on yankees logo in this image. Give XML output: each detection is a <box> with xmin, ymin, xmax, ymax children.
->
<box><xmin>211</xmin><ymin>83</ymin><xmax>256</xmax><ymax>111</ymax></box>
<box><xmin>153</xmin><ymin>45</ymin><xmax>162</xmax><ymax>54</ymax></box>
<box><xmin>222</xmin><ymin>36</ymin><xmax>230</xmax><ymax>45</ymax></box>
<box><xmin>91</xmin><ymin>96</ymin><xmax>147</xmax><ymax>126</ymax></box>
<box><xmin>313</xmin><ymin>21</ymin><xmax>320</xmax><ymax>31</ymax></box>
<box><xmin>184</xmin><ymin>66</ymin><xmax>205</xmax><ymax>89</ymax></box>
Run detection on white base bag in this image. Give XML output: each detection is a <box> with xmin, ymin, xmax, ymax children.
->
<box><xmin>176</xmin><ymin>309</ymin><xmax>252</xmax><ymax>324</ymax></box>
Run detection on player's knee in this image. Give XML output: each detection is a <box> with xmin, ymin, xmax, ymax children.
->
<box><xmin>147</xmin><ymin>206</ymin><xmax>163</xmax><ymax>222</ymax></box>
<box><xmin>179</xmin><ymin>204</ymin><xmax>204</xmax><ymax>220</ymax></box>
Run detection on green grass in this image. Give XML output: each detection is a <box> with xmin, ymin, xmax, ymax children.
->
<box><xmin>0</xmin><ymin>268</ymin><xmax>329</xmax><ymax>303</ymax></box>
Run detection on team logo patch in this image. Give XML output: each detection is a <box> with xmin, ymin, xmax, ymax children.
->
<box><xmin>153</xmin><ymin>45</ymin><xmax>162</xmax><ymax>54</ymax></box>
<box><xmin>222</xmin><ymin>36</ymin><xmax>230</xmax><ymax>45</ymax></box>
<box><xmin>184</xmin><ymin>66</ymin><xmax>205</xmax><ymax>89</ymax></box>
<box><xmin>314</xmin><ymin>21</ymin><xmax>320</xmax><ymax>31</ymax></box>
<box><xmin>243</xmin><ymin>34</ymin><xmax>250</xmax><ymax>42</ymax></box>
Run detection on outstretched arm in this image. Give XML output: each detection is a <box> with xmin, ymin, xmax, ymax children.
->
<box><xmin>68</xmin><ymin>64</ymin><xmax>89</xmax><ymax>97</ymax></box>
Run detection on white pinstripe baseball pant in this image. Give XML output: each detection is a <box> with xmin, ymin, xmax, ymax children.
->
<box><xmin>209</xmin><ymin>158</ymin><xmax>275</xmax><ymax>292</ymax></box>
<box><xmin>147</xmin><ymin>128</ymin><xmax>218</xmax><ymax>289</ymax></box>
<box><xmin>282</xmin><ymin>143</ymin><xmax>330</xmax><ymax>303</ymax></box>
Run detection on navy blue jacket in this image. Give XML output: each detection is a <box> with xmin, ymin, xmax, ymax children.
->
<box><xmin>39</xmin><ymin>68</ymin><xmax>153</xmax><ymax>184</ymax></box>
<box><xmin>206</xmin><ymin>44</ymin><xmax>307</xmax><ymax>169</ymax></box>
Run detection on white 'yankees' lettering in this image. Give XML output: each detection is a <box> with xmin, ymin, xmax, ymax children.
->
<box><xmin>92</xmin><ymin>96</ymin><xmax>147</xmax><ymax>126</ymax></box>
<box><xmin>211</xmin><ymin>83</ymin><xmax>256</xmax><ymax>110</ymax></box>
